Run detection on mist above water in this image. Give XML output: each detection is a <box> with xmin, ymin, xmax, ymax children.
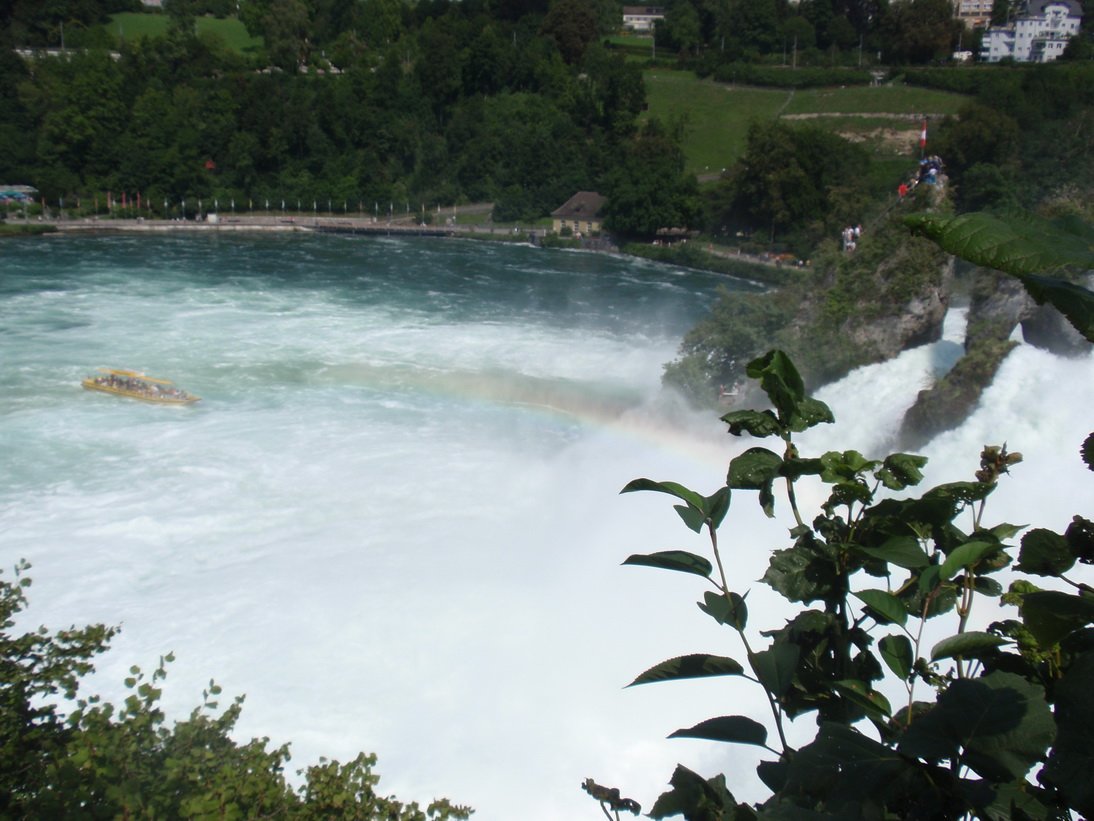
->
<box><xmin>1</xmin><ymin>235</ymin><xmax>1090</xmax><ymax>819</ymax></box>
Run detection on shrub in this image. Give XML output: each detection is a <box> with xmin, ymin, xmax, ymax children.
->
<box><xmin>0</xmin><ymin>561</ymin><xmax>471</xmax><ymax>820</ymax></box>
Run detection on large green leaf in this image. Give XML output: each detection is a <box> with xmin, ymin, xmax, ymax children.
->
<box><xmin>853</xmin><ymin>589</ymin><xmax>908</xmax><ymax>627</ymax></box>
<box><xmin>819</xmin><ymin>449</ymin><xmax>877</xmax><ymax>483</ymax></box>
<box><xmin>1020</xmin><ymin>590</ymin><xmax>1094</xmax><ymax>647</ymax></box>
<box><xmin>924</xmin><ymin>481</ymin><xmax>995</xmax><ymax>507</ymax></box>
<box><xmin>879</xmin><ymin>634</ymin><xmax>913</xmax><ymax>680</ymax></box>
<box><xmin>781</xmin><ymin>723</ymin><xmax>918</xmax><ymax>808</ymax></box>
<box><xmin>1043</xmin><ymin>653</ymin><xmax>1094</xmax><ymax>817</ymax></box>
<box><xmin>970</xmin><ymin>780</ymin><xmax>1050</xmax><ymax>821</ymax></box>
<box><xmin>855</xmin><ymin>536</ymin><xmax>930</xmax><ymax>570</ymax></box>
<box><xmin>905</xmin><ymin>212</ymin><xmax>1094</xmax><ymax>342</ymax></box>
<box><xmin>939</xmin><ymin>540</ymin><xmax>999</xmax><ymax>581</ymax></box>
<box><xmin>746</xmin><ymin>350</ymin><xmax>805</xmax><ymax>426</ymax></box>
<box><xmin>698</xmin><ymin>590</ymin><xmax>748</xmax><ymax>631</ymax></box>
<box><xmin>898</xmin><ymin>671</ymin><xmax>1055</xmax><ymax>782</ymax></box>
<box><xmin>721</xmin><ymin>408</ymin><xmax>783</xmax><ymax>439</ymax></box>
<box><xmin>876</xmin><ymin>453</ymin><xmax>929</xmax><ymax>491</ymax></box>
<box><xmin>628</xmin><ymin>654</ymin><xmax>745</xmax><ymax>687</ymax></box>
<box><xmin>704</xmin><ymin>486</ymin><xmax>732</xmax><ymax>530</ymax></box>
<box><xmin>727</xmin><ymin>447</ymin><xmax>783</xmax><ymax>489</ymax></box>
<box><xmin>905</xmin><ymin>211</ymin><xmax>1094</xmax><ymax>276</ymax></box>
<box><xmin>929</xmin><ymin>631</ymin><xmax>1008</xmax><ymax>662</ymax></box>
<box><xmin>1066</xmin><ymin>514</ymin><xmax>1094</xmax><ymax>564</ymax></box>
<box><xmin>648</xmin><ymin>764</ymin><xmax>742</xmax><ymax>821</ymax></box>
<box><xmin>750</xmin><ymin>643</ymin><xmax>799</xmax><ymax>697</ymax></box>
<box><xmin>834</xmin><ymin>679</ymin><xmax>892</xmax><ymax>720</ymax></box>
<box><xmin>762</xmin><ymin>542</ymin><xmax>840</xmax><ymax>604</ymax></box>
<box><xmin>786</xmin><ymin>396</ymin><xmax>835</xmax><ymax>434</ymax></box>
<box><xmin>727</xmin><ymin>447</ymin><xmax>783</xmax><ymax>518</ymax></box>
<box><xmin>1015</xmin><ymin>528</ymin><xmax>1075</xmax><ymax>577</ymax></box>
<box><xmin>669</xmin><ymin>715</ymin><xmax>768</xmax><ymax>747</ymax></box>
<box><xmin>620</xmin><ymin>478</ymin><xmax>728</xmax><ymax>533</ymax></box>
<box><xmin>621</xmin><ymin>478</ymin><xmax>705</xmax><ymax>511</ymax></box>
<box><xmin>623</xmin><ymin>550</ymin><xmax>712</xmax><ymax>579</ymax></box>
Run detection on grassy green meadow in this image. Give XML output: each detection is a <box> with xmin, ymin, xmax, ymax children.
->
<box><xmin>643</xmin><ymin>70</ymin><xmax>970</xmax><ymax>176</ymax></box>
<box><xmin>642</xmin><ymin>72</ymin><xmax>790</xmax><ymax>175</ymax></box>
<box><xmin>782</xmin><ymin>84</ymin><xmax>968</xmax><ymax>116</ymax></box>
<box><xmin>108</xmin><ymin>13</ymin><xmax>261</xmax><ymax>53</ymax></box>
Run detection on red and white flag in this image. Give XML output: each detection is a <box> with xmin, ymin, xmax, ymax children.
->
<box><xmin>919</xmin><ymin>119</ymin><xmax>928</xmax><ymax>150</ymax></box>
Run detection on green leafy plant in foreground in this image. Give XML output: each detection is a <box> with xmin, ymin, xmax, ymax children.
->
<box><xmin>0</xmin><ymin>560</ymin><xmax>472</xmax><ymax>820</ymax></box>
<box><xmin>617</xmin><ymin>348</ymin><xmax>1093</xmax><ymax>819</ymax></box>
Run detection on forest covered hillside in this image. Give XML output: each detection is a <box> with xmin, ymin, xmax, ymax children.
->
<box><xmin>3</xmin><ymin>1</ymin><xmax>1090</xmax><ymax>240</ymax></box>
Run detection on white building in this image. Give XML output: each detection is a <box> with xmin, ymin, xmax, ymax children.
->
<box><xmin>622</xmin><ymin>6</ymin><xmax>665</xmax><ymax>33</ymax></box>
<box><xmin>980</xmin><ymin>0</ymin><xmax>1082</xmax><ymax>62</ymax></box>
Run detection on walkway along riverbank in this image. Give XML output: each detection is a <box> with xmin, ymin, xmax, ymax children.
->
<box><xmin>36</xmin><ymin>215</ymin><xmax>459</xmax><ymax>236</ymax></box>
<box><xmin>15</xmin><ymin>213</ymin><xmax>791</xmax><ymax>284</ymax></box>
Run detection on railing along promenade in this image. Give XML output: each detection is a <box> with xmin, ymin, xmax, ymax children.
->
<box><xmin>43</xmin><ymin>214</ymin><xmax>466</xmax><ymax>237</ymax></box>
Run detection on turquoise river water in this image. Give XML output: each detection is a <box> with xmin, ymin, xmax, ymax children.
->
<box><xmin>1</xmin><ymin>233</ymin><xmax>1091</xmax><ymax>818</ymax></box>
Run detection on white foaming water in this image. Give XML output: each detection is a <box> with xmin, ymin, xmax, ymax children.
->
<box><xmin>1</xmin><ymin>235</ymin><xmax>1091</xmax><ymax>818</ymax></box>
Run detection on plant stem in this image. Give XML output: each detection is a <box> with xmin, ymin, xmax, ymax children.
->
<box><xmin>713</xmin><ymin>523</ymin><xmax>792</xmax><ymax>757</ymax></box>
<box><xmin>1060</xmin><ymin>573</ymin><xmax>1093</xmax><ymax>593</ymax></box>
<box><xmin>785</xmin><ymin>475</ymin><xmax>804</xmax><ymax>529</ymax></box>
<box><xmin>709</xmin><ymin>523</ymin><xmax>731</xmax><ymax>596</ymax></box>
<box><xmin>741</xmin><ymin>631</ymin><xmax>793</xmax><ymax>756</ymax></box>
<box><xmin>955</xmin><ymin>573</ymin><xmax>975</xmax><ymax>678</ymax></box>
<box><xmin>710</xmin><ymin>522</ymin><xmax>793</xmax><ymax>755</ymax></box>
<box><xmin>782</xmin><ymin>438</ymin><xmax>805</xmax><ymax>529</ymax></box>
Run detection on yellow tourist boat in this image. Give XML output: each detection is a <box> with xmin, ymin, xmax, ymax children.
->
<box><xmin>82</xmin><ymin>368</ymin><xmax>201</xmax><ymax>405</ymax></box>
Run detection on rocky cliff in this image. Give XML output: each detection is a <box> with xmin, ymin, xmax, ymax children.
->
<box><xmin>899</xmin><ymin>269</ymin><xmax>1089</xmax><ymax>447</ymax></box>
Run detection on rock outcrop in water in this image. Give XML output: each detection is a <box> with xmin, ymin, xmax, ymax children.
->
<box><xmin>662</xmin><ymin>219</ymin><xmax>954</xmax><ymax>405</ymax></box>
<box><xmin>898</xmin><ymin>269</ymin><xmax>1089</xmax><ymax>447</ymax></box>
<box><xmin>761</xmin><ymin>222</ymin><xmax>954</xmax><ymax>390</ymax></box>
<box><xmin>966</xmin><ymin>272</ymin><xmax>1088</xmax><ymax>356</ymax></box>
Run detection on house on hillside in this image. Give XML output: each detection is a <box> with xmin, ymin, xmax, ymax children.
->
<box><xmin>980</xmin><ymin>0</ymin><xmax>1082</xmax><ymax>62</ymax></box>
<box><xmin>954</xmin><ymin>0</ymin><xmax>994</xmax><ymax>28</ymax></box>
<box><xmin>551</xmin><ymin>192</ymin><xmax>607</xmax><ymax>236</ymax></box>
<box><xmin>622</xmin><ymin>6</ymin><xmax>665</xmax><ymax>33</ymax></box>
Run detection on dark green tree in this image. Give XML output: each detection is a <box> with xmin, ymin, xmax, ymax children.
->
<box><xmin>540</xmin><ymin>0</ymin><xmax>600</xmax><ymax>64</ymax></box>
<box><xmin>931</xmin><ymin>103</ymin><xmax>1021</xmax><ymax>188</ymax></box>
<box><xmin>881</xmin><ymin>0</ymin><xmax>961</xmax><ymax>63</ymax></box>
<box><xmin>717</xmin><ymin>120</ymin><xmax>870</xmax><ymax>247</ymax></box>
<box><xmin>726</xmin><ymin>0</ymin><xmax>780</xmax><ymax>54</ymax></box>
<box><xmin>657</xmin><ymin>0</ymin><xmax>703</xmax><ymax>56</ymax></box>
<box><xmin>602</xmin><ymin>119</ymin><xmax>700</xmax><ymax>239</ymax></box>
<box><xmin>780</xmin><ymin>15</ymin><xmax>817</xmax><ymax>52</ymax></box>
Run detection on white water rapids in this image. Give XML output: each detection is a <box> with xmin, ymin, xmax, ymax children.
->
<box><xmin>1</xmin><ymin>235</ymin><xmax>1090</xmax><ymax>818</ymax></box>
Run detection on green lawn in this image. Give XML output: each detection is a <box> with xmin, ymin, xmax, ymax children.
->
<box><xmin>642</xmin><ymin>71</ymin><xmax>790</xmax><ymax>175</ymax></box>
<box><xmin>783</xmin><ymin>84</ymin><xmax>968</xmax><ymax>116</ymax></box>
<box><xmin>643</xmin><ymin>70</ymin><xmax>970</xmax><ymax>174</ymax></box>
<box><xmin>108</xmin><ymin>13</ymin><xmax>262</xmax><ymax>54</ymax></box>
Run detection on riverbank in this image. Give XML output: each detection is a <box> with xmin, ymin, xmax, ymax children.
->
<box><xmin>11</xmin><ymin>212</ymin><xmax>791</xmax><ymax>285</ymax></box>
<box><xmin>28</xmin><ymin>214</ymin><xmax>455</xmax><ymax>236</ymax></box>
